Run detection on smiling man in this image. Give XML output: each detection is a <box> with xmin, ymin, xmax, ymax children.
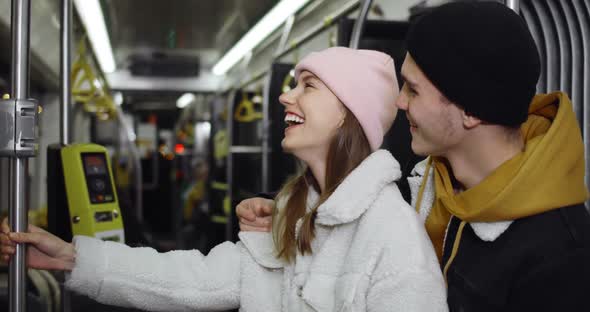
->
<box><xmin>397</xmin><ymin>2</ymin><xmax>590</xmax><ymax>311</ymax></box>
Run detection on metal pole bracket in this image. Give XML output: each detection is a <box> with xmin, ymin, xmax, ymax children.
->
<box><xmin>0</xmin><ymin>98</ymin><xmax>38</xmax><ymax>157</ymax></box>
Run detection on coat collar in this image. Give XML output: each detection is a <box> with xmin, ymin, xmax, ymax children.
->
<box><xmin>240</xmin><ymin>151</ymin><xmax>400</xmax><ymax>269</ymax></box>
<box><xmin>409</xmin><ymin>158</ymin><xmax>434</xmax><ymax>223</ymax></box>
<box><xmin>409</xmin><ymin>157</ymin><xmax>513</xmax><ymax>242</ymax></box>
<box><xmin>315</xmin><ymin>149</ymin><xmax>401</xmax><ymax>226</ymax></box>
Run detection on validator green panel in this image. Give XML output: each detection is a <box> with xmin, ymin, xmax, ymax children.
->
<box><xmin>61</xmin><ymin>144</ymin><xmax>125</xmax><ymax>243</ymax></box>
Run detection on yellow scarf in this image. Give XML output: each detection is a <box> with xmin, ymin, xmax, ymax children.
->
<box><xmin>421</xmin><ymin>92</ymin><xmax>589</xmax><ymax>261</ymax></box>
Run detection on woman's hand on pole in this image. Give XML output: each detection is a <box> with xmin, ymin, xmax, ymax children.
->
<box><xmin>0</xmin><ymin>217</ymin><xmax>76</xmax><ymax>271</ymax></box>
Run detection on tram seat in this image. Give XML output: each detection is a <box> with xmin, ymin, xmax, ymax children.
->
<box><xmin>0</xmin><ymin>266</ymin><xmax>60</xmax><ymax>312</ymax></box>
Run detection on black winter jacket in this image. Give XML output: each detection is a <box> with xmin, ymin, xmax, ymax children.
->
<box><xmin>442</xmin><ymin>204</ymin><xmax>590</xmax><ymax>312</ymax></box>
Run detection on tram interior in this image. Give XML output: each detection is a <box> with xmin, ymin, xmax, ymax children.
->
<box><xmin>0</xmin><ymin>0</ymin><xmax>589</xmax><ymax>311</ymax></box>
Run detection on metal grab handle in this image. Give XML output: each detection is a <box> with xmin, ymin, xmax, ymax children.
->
<box><xmin>0</xmin><ymin>98</ymin><xmax>39</xmax><ymax>157</ymax></box>
<box><xmin>349</xmin><ymin>0</ymin><xmax>374</xmax><ymax>49</ymax></box>
<box><xmin>506</xmin><ymin>0</ymin><xmax>520</xmax><ymax>13</ymax></box>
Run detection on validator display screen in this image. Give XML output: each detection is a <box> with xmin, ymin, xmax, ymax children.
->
<box><xmin>81</xmin><ymin>153</ymin><xmax>115</xmax><ymax>204</ymax></box>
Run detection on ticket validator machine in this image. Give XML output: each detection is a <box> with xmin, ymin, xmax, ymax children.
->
<box><xmin>48</xmin><ymin>143</ymin><xmax>125</xmax><ymax>243</ymax></box>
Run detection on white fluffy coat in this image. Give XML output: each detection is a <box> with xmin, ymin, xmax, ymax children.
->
<box><xmin>66</xmin><ymin>150</ymin><xmax>447</xmax><ymax>311</ymax></box>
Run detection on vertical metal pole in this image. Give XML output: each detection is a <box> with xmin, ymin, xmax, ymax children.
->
<box><xmin>263</xmin><ymin>15</ymin><xmax>296</xmax><ymax>193</ymax></box>
<box><xmin>114</xmin><ymin>105</ymin><xmax>143</xmax><ymax>224</ymax></box>
<box><xmin>274</xmin><ymin>15</ymin><xmax>295</xmax><ymax>58</ymax></box>
<box><xmin>506</xmin><ymin>0</ymin><xmax>520</xmax><ymax>13</ymax></box>
<box><xmin>261</xmin><ymin>75</ymin><xmax>271</xmax><ymax>193</ymax></box>
<box><xmin>349</xmin><ymin>0</ymin><xmax>373</xmax><ymax>49</ymax></box>
<box><xmin>60</xmin><ymin>1</ymin><xmax>73</xmax><ymax>311</ymax></box>
<box><xmin>171</xmin><ymin>125</ymin><xmax>181</xmax><ymax>247</ymax></box>
<box><xmin>1</xmin><ymin>159</ymin><xmax>7</xmax><ymax>215</ymax></box>
<box><xmin>60</xmin><ymin>0</ymin><xmax>71</xmax><ymax>145</ymax></box>
<box><xmin>10</xmin><ymin>1</ymin><xmax>31</xmax><ymax>311</ymax></box>
<box><xmin>9</xmin><ymin>160</ymin><xmax>27</xmax><ymax>312</ymax></box>
<box><xmin>226</xmin><ymin>90</ymin><xmax>236</xmax><ymax>241</ymax></box>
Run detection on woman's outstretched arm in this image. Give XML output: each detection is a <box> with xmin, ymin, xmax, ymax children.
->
<box><xmin>66</xmin><ymin>236</ymin><xmax>242</xmax><ymax>312</ymax></box>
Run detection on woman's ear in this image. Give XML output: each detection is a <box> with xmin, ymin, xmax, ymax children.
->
<box><xmin>337</xmin><ymin>107</ymin><xmax>347</xmax><ymax>128</ymax></box>
<box><xmin>462</xmin><ymin>110</ymin><xmax>482</xmax><ymax>129</ymax></box>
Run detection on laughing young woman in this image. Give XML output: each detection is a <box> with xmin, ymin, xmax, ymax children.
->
<box><xmin>1</xmin><ymin>47</ymin><xmax>446</xmax><ymax>311</ymax></box>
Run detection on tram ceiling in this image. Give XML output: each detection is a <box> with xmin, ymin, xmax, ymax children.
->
<box><xmin>0</xmin><ymin>0</ymin><xmax>277</xmax><ymax>92</ymax></box>
<box><xmin>106</xmin><ymin>0</ymin><xmax>277</xmax><ymax>54</ymax></box>
<box><xmin>103</xmin><ymin>0</ymin><xmax>277</xmax><ymax>91</ymax></box>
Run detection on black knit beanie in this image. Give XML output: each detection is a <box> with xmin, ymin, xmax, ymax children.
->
<box><xmin>406</xmin><ymin>1</ymin><xmax>541</xmax><ymax>126</ymax></box>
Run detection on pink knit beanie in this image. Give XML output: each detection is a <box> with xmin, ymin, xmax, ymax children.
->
<box><xmin>294</xmin><ymin>47</ymin><xmax>399</xmax><ymax>151</ymax></box>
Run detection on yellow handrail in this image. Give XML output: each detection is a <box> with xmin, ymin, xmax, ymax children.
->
<box><xmin>71</xmin><ymin>38</ymin><xmax>116</xmax><ymax>120</ymax></box>
<box><xmin>234</xmin><ymin>90</ymin><xmax>263</xmax><ymax>122</ymax></box>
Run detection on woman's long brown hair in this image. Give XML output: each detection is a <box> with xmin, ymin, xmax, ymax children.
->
<box><xmin>273</xmin><ymin>108</ymin><xmax>372</xmax><ymax>262</ymax></box>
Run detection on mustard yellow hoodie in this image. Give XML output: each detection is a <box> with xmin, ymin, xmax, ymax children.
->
<box><xmin>419</xmin><ymin>92</ymin><xmax>589</xmax><ymax>261</ymax></box>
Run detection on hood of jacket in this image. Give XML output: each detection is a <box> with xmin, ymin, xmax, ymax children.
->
<box><xmin>414</xmin><ymin>92</ymin><xmax>588</xmax><ymax>259</ymax></box>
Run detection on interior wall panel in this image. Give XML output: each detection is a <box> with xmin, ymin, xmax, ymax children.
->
<box><xmin>547</xmin><ymin>0</ymin><xmax>572</xmax><ymax>96</ymax></box>
<box><xmin>530</xmin><ymin>0</ymin><xmax>560</xmax><ymax>92</ymax></box>
<box><xmin>521</xmin><ymin>2</ymin><xmax>548</xmax><ymax>93</ymax></box>
<box><xmin>522</xmin><ymin>0</ymin><xmax>590</xmax><ymax>208</ymax></box>
<box><xmin>558</xmin><ymin>0</ymin><xmax>584</xmax><ymax>124</ymax></box>
<box><xmin>572</xmin><ymin>0</ymin><xmax>590</xmax><ymax>207</ymax></box>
